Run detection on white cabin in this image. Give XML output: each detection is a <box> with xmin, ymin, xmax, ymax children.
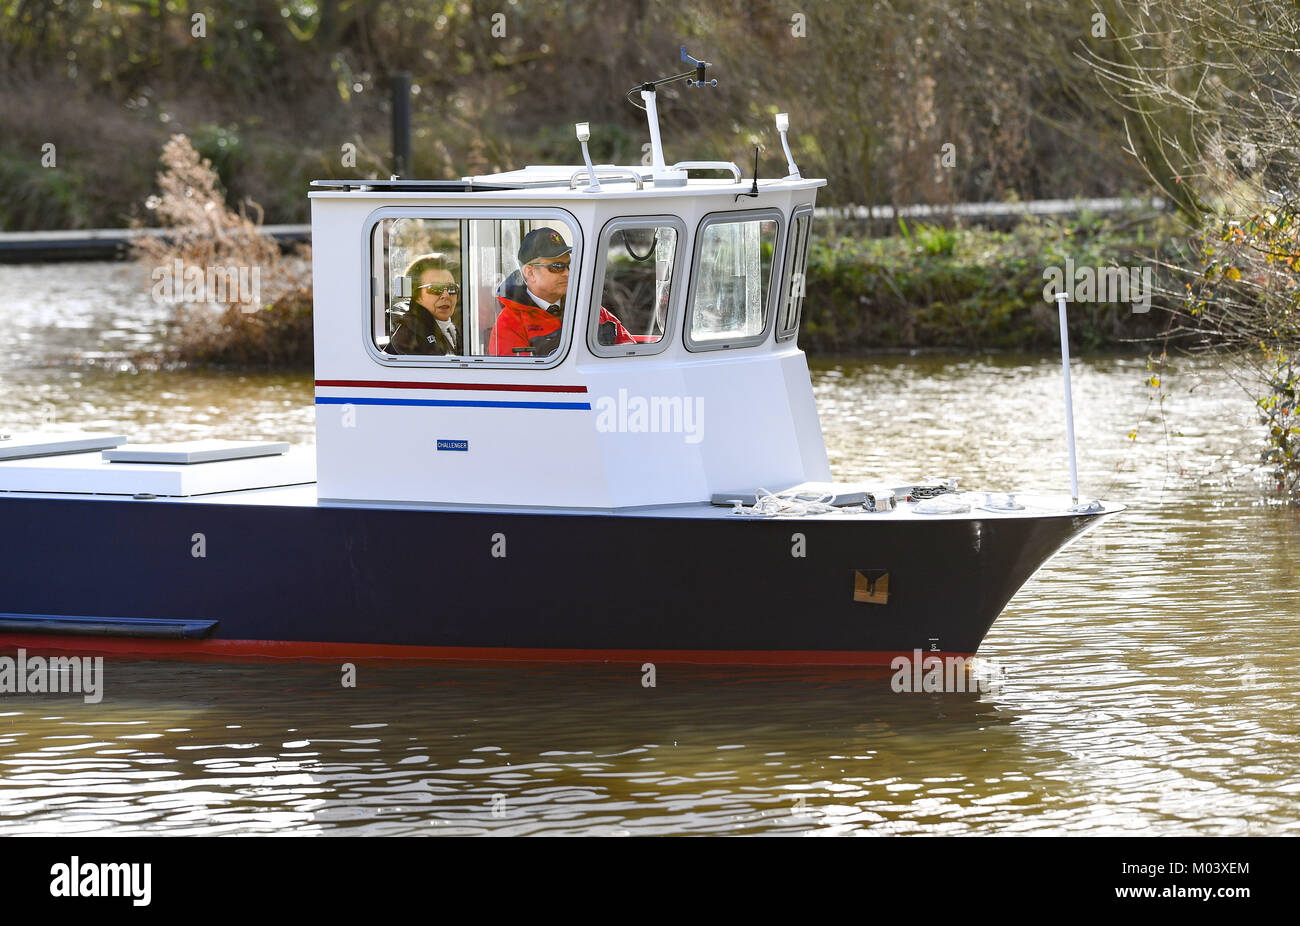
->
<box><xmin>309</xmin><ymin>163</ymin><xmax>830</xmax><ymax>509</ymax></box>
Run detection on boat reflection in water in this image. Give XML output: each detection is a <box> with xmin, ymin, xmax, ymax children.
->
<box><xmin>0</xmin><ymin>659</ymin><xmax>1036</xmax><ymax>835</ymax></box>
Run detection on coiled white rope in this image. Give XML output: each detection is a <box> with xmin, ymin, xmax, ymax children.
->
<box><xmin>729</xmin><ymin>487</ymin><xmax>845</xmax><ymax>517</ymax></box>
<box><xmin>913</xmin><ymin>493</ymin><xmax>973</xmax><ymax>515</ymax></box>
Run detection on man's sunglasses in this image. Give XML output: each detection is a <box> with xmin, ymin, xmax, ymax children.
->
<box><xmin>528</xmin><ymin>261</ymin><xmax>570</xmax><ymax>274</ymax></box>
<box><xmin>418</xmin><ymin>283</ymin><xmax>460</xmax><ymax>296</ymax></box>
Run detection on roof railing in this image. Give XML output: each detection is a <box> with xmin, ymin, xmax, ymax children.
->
<box><xmin>569</xmin><ymin>168</ymin><xmax>645</xmax><ymax>191</ymax></box>
<box><xmin>670</xmin><ymin>161</ymin><xmax>743</xmax><ymax>183</ymax></box>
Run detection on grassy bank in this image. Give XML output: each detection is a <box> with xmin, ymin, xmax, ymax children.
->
<box><xmin>801</xmin><ymin>214</ymin><xmax>1179</xmax><ymax>354</ymax></box>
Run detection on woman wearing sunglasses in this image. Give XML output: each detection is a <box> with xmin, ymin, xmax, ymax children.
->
<box><xmin>385</xmin><ymin>252</ymin><xmax>462</xmax><ymax>356</ymax></box>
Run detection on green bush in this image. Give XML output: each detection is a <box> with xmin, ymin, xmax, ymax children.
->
<box><xmin>800</xmin><ymin>216</ymin><xmax>1179</xmax><ymax>353</ymax></box>
<box><xmin>0</xmin><ymin>150</ymin><xmax>91</xmax><ymax>230</ymax></box>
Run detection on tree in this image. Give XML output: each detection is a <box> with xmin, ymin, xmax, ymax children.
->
<box><xmin>1085</xmin><ymin>0</ymin><xmax>1300</xmax><ymax>501</ymax></box>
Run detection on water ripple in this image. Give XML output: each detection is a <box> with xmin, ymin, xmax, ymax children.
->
<box><xmin>1</xmin><ymin>266</ymin><xmax>1297</xmax><ymax>833</ymax></box>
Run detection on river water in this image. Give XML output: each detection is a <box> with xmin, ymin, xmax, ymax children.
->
<box><xmin>0</xmin><ymin>261</ymin><xmax>1296</xmax><ymax>835</ymax></box>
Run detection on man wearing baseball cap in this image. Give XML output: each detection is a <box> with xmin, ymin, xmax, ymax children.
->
<box><xmin>488</xmin><ymin>226</ymin><xmax>635</xmax><ymax>356</ymax></box>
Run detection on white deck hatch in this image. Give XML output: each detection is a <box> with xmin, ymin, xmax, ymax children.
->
<box><xmin>103</xmin><ymin>440</ymin><xmax>290</xmax><ymax>464</ymax></box>
<box><xmin>0</xmin><ymin>446</ymin><xmax>314</xmax><ymax>497</ymax></box>
<box><xmin>0</xmin><ymin>431</ymin><xmax>127</xmax><ymax>461</ymax></box>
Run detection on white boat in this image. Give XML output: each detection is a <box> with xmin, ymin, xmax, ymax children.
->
<box><xmin>0</xmin><ymin>49</ymin><xmax>1120</xmax><ymax>664</ymax></box>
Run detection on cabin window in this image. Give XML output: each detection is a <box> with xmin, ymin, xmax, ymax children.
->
<box><xmin>589</xmin><ymin>217</ymin><xmax>684</xmax><ymax>357</ymax></box>
<box><xmin>367</xmin><ymin>211</ymin><xmax>581</xmax><ymax>363</ymax></box>
<box><xmin>685</xmin><ymin>210</ymin><xmax>781</xmax><ymax>351</ymax></box>
<box><xmin>777</xmin><ymin>207</ymin><xmax>814</xmax><ymax>341</ymax></box>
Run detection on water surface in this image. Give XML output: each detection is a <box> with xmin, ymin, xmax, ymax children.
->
<box><xmin>0</xmin><ymin>262</ymin><xmax>1296</xmax><ymax>835</ymax></box>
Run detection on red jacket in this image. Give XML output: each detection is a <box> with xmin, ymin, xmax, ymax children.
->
<box><xmin>488</xmin><ymin>272</ymin><xmax>634</xmax><ymax>356</ymax></box>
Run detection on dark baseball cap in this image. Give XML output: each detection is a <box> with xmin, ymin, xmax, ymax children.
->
<box><xmin>518</xmin><ymin>227</ymin><xmax>572</xmax><ymax>265</ymax></box>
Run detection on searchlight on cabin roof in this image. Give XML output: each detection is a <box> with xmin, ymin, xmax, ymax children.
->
<box><xmin>776</xmin><ymin>112</ymin><xmax>802</xmax><ymax>180</ymax></box>
<box><xmin>574</xmin><ymin>121</ymin><xmax>601</xmax><ymax>193</ymax></box>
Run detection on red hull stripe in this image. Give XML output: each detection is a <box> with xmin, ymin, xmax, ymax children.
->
<box><xmin>0</xmin><ymin>636</ymin><xmax>972</xmax><ymax>667</ymax></box>
<box><xmin>315</xmin><ymin>379</ymin><xmax>587</xmax><ymax>394</ymax></box>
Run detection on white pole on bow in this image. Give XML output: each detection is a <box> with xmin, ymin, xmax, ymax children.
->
<box><xmin>1055</xmin><ymin>291</ymin><xmax>1080</xmax><ymax>504</ymax></box>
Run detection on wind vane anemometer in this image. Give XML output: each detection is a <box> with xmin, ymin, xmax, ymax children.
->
<box><xmin>680</xmin><ymin>47</ymin><xmax>718</xmax><ymax>88</ymax></box>
<box><xmin>618</xmin><ymin>46</ymin><xmax>722</xmax><ymax>188</ymax></box>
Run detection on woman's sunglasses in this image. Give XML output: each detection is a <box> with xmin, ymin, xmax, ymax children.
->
<box><xmin>418</xmin><ymin>283</ymin><xmax>460</xmax><ymax>296</ymax></box>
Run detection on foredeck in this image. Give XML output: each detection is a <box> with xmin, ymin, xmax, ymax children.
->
<box><xmin>0</xmin><ymin>477</ymin><xmax>1122</xmax><ymax>524</ymax></box>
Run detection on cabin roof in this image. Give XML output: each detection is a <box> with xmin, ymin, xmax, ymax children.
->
<box><xmin>309</xmin><ymin>168</ymin><xmax>824</xmax><ymax>201</ymax></box>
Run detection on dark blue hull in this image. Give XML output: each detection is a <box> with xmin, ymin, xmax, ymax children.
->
<box><xmin>0</xmin><ymin>495</ymin><xmax>1107</xmax><ymax>664</ymax></box>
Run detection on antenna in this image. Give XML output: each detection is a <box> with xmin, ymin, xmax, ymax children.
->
<box><xmin>737</xmin><ymin>146</ymin><xmax>760</xmax><ymax>200</ymax></box>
